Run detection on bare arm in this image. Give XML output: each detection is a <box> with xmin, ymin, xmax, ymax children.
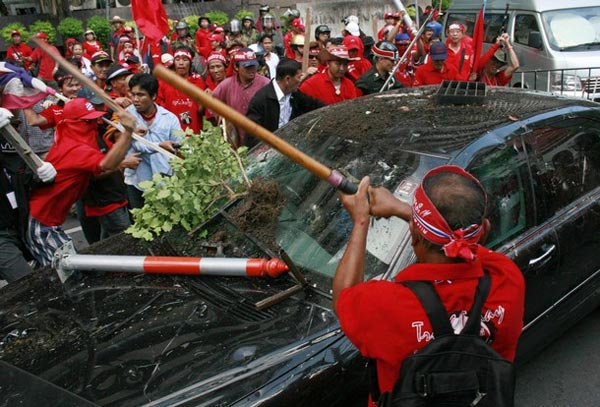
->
<box><xmin>23</xmin><ymin>108</ymin><xmax>49</xmax><ymax>127</ymax></box>
<box><xmin>368</xmin><ymin>186</ymin><xmax>411</xmax><ymax>221</ymax></box>
<box><xmin>500</xmin><ymin>34</ymin><xmax>520</xmax><ymax>77</ymax></box>
<box><xmin>332</xmin><ymin>176</ymin><xmax>371</xmax><ymax>313</ymax></box>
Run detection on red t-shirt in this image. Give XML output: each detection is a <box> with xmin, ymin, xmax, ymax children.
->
<box><xmin>30</xmin><ymin>45</ymin><xmax>60</xmax><ymax>81</ymax></box>
<box><xmin>195</xmin><ymin>28</ymin><xmax>212</xmax><ymax>58</ymax></box>
<box><xmin>6</xmin><ymin>43</ymin><xmax>33</xmax><ymax>70</ymax></box>
<box><xmin>299</xmin><ymin>71</ymin><xmax>359</xmax><ymax>105</ymax></box>
<box><xmin>83</xmin><ymin>41</ymin><xmax>103</xmax><ymax>60</ymax></box>
<box><xmin>337</xmin><ymin>247</ymin><xmax>525</xmax><ymax>406</ymax></box>
<box><xmin>347</xmin><ymin>58</ymin><xmax>372</xmax><ymax>83</ymax></box>
<box><xmin>413</xmin><ymin>59</ymin><xmax>459</xmax><ymax>86</ymax></box>
<box><xmin>29</xmin><ymin>131</ymin><xmax>104</xmax><ymax>226</ymax></box>
<box><xmin>39</xmin><ymin>104</ymin><xmax>63</xmax><ymax>130</ymax></box>
<box><xmin>445</xmin><ymin>39</ymin><xmax>474</xmax><ymax>81</ymax></box>
<box><xmin>157</xmin><ymin>73</ymin><xmax>206</xmax><ymax>134</ymax></box>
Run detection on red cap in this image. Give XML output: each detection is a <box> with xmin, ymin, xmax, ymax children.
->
<box><xmin>209</xmin><ymin>34</ymin><xmax>223</xmax><ymax>43</ymax></box>
<box><xmin>233</xmin><ymin>48</ymin><xmax>259</xmax><ymax>67</ymax></box>
<box><xmin>64</xmin><ymin>98</ymin><xmax>106</xmax><ymax>120</ymax></box>
<box><xmin>343</xmin><ymin>35</ymin><xmax>361</xmax><ymax>50</ymax></box>
<box><xmin>214</xmin><ymin>26</ymin><xmax>224</xmax><ymax>34</ymax></box>
<box><xmin>291</xmin><ymin>18</ymin><xmax>305</xmax><ymax>30</ymax></box>
<box><xmin>124</xmin><ymin>26</ymin><xmax>133</xmax><ymax>33</ymax></box>
<box><xmin>36</xmin><ymin>32</ymin><xmax>48</xmax><ymax>39</ymax></box>
<box><xmin>11</xmin><ymin>30</ymin><xmax>20</xmax><ymax>37</ymax></box>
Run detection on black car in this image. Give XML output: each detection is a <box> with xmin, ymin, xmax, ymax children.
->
<box><xmin>1</xmin><ymin>86</ymin><xmax>600</xmax><ymax>406</ymax></box>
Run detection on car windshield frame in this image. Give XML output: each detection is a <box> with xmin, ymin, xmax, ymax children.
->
<box><xmin>541</xmin><ymin>6</ymin><xmax>600</xmax><ymax>51</ymax></box>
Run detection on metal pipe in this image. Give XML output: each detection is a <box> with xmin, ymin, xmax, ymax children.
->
<box><xmin>379</xmin><ymin>10</ymin><xmax>433</xmax><ymax>92</ymax></box>
<box><xmin>59</xmin><ymin>254</ymin><xmax>289</xmax><ymax>278</ymax></box>
<box><xmin>392</xmin><ymin>0</ymin><xmax>418</xmax><ymax>36</ymax></box>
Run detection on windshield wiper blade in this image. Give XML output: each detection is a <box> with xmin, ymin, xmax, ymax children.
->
<box><xmin>560</xmin><ymin>41</ymin><xmax>600</xmax><ymax>51</ymax></box>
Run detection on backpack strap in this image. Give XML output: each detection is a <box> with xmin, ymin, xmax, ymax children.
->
<box><xmin>403</xmin><ymin>280</ymin><xmax>454</xmax><ymax>336</ymax></box>
<box><xmin>404</xmin><ymin>271</ymin><xmax>491</xmax><ymax>337</ymax></box>
<box><xmin>462</xmin><ymin>271</ymin><xmax>491</xmax><ymax>335</ymax></box>
<box><xmin>368</xmin><ymin>272</ymin><xmax>492</xmax><ymax>404</ymax></box>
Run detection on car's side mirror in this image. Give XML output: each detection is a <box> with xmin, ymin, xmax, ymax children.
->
<box><xmin>528</xmin><ymin>31</ymin><xmax>543</xmax><ymax>50</ymax></box>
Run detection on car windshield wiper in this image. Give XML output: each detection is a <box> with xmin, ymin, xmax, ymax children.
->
<box><xmin>560</xmin><ymin>41</ymin><xmax>600</xmax><ymax>51</ymax></box>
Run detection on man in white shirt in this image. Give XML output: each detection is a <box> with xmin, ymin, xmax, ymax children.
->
<box><xmin>260</xmin><ymin>33</ymin><xmax>279</xmax><ymax>79</ymax></box>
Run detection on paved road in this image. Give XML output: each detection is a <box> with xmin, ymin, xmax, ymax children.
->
<box><xmin>515</xmin><ymin>308</ymin><xmax>600</xmax><ymax>407</ymax></box>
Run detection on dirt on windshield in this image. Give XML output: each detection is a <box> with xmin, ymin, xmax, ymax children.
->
<box><xmin>228</xmin><ymin>178</ymin><xmax>286</xmax><ymax>247</ymax></box>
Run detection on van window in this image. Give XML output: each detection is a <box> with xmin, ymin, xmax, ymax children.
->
<box><xmin>445</xmin><ymin>13</ymin><xmax>509</xmax><ymax>43</ymax></box>
<box><xmin>514</xmin><ymin>14</ymin><xmax>540</xmax><ymax>47</ymax></box>
<box><xmin>541</xmin><ymin>6</ymin><xmax>600</xmax><ymax>51</ymax></box>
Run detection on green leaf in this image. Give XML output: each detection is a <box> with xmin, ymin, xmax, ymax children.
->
<box><xmin>126</xmin><ymin>121</ymin><xmax>249</xmax><ymax>240</ymax></box>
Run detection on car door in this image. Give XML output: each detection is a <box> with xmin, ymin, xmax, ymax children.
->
<box><xmin>465</xmin><ymin>135</ymin><xmax>561</xmax><ymax>326</ymax></box>
<box><xmin>522</xmin><ymin>114</ymin><xmax>600</xmax><ymax>324</ymax></box>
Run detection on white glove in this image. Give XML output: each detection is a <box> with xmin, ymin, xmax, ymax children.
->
<box><xmin>42</xmin><ymin>99</ymin><xmax>54</xmax><ymax>109</ymax></box>
<box><xmin>36</xmin><ymin>161</ymin><xmax>57</xmax><ymax>183</ymax></box>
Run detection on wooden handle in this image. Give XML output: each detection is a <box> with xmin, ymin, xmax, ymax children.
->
<box><xmin>32</xmin><ymin>37</ymin><xmax>125</xmax><ymax>115</ymax></box>
<box><xmin>302</xmin><ymin>8</ymin><xmax>312</xmax><ymax>73</ymax></box>
<box><xmin>31</xmin><ymin>37</ymin><xmax>177</xmax><ymax>160</ymax></box>
<box><xmin>154</xmin><ymin>64</ymin><xmax>333</xmax><ymax>181</ymax></box>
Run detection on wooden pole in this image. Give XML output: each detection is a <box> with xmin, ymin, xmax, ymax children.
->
<box><xmin>153</xmin><ymin>64</ymin><xmax>357</xmax><ymax>194</ymax></box>
<box><xmin>302</xmin><ymin>7</ymin><xmax>312</xmax><ymax>72</ymax></box>
<box><xmin>30</xmin><ymin>36</ymin><xmax>178</xmax><ymax>161</ymax></box>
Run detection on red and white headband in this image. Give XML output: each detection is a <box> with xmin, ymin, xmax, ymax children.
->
<box><xmin>412</xmin><ymin>165</ymin><xmax>487</xmax><ymax>262</ymax></box>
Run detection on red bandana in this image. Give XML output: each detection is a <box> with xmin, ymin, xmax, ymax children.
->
<box><xmin>412</xmin><ymin>165</ymin><xmax>487</xmax><ymax>262</ymax></box>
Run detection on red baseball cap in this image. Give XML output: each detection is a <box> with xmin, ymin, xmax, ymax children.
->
<box><xmin>11</xmin><ymin>30</ymin><xmax>20</xmax><ymax>37</ymax></box>
<box><xmin>36</xmin><ymin>32</ymin><xmax>48</xmax><ymax>39</ymax></box>
<box><xmin>209</xmin><ymin>34</ymin><xmax>223</xmax><ymax>43</ymax></box>
<box><xmin>64</xmin><ymin>98</ymin><xmax>106</xmax><ymax>120</ymax></box>
<box><xmin>343</xmin><ymin>35</ymin><xmax>362</xmax><ymax>51</ymax></box>
<box><xmin>233</xmin><ymin>48</ymin><xmax>259</xmax><ymax>67</ymax></box>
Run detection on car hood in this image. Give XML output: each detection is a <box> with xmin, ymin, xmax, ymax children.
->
<box><xmin>0</xmin><ymin>259</ymin><xmax>340</xmax><ymax>406</ymax></box>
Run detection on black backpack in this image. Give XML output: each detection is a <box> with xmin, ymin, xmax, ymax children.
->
<box><xmin>372</xmin><ymin>272</ymin><xmax>515</xmax><ymax>407</ymax></box>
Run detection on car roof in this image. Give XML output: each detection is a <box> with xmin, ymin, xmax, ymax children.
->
<box><xmin>278</xmin><ymin>86</ymin><xmax>599</xmax><ymax>162</ymax></box>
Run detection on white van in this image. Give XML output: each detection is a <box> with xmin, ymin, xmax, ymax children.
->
<box><xmin>443</xmin><ymin>0</ymin><xmax>600</xmax><ymax>100</ymax></box>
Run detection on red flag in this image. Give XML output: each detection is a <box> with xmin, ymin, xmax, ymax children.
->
<box><xmin>131</xmin><ymin>0</ymin><xmax>170</xmax><ymax>43</ymax></box>
<box><xmin>470</xmin><ymin>5</ymin><xmax>485</xmax><ymax>77</ymax></box>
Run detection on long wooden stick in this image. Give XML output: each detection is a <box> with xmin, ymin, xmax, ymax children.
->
<box><xmin>31</xmin><ymin>37</ymin><xmax>178</xmax><ymax>160</ymax></box>
<box><xmin>302</xmin><ymin>7</ymin><xmax>312</xmax><ymax>73</ymax></box>
<box><xmin>153</xmin><ymin>64</ymin><xmax>357</xmax><ymax>194</ymax></box>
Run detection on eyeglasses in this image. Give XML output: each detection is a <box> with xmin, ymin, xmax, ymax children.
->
<box><xmin>308</xmin><ymin>55</ymin><xmax>318</xmax><ymax>59</ymax></box>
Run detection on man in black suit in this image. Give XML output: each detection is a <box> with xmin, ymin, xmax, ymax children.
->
<box><xmin>247</xmin><ymin>58</ymin><xmax>325</xmax><ymax>133</ymax></box>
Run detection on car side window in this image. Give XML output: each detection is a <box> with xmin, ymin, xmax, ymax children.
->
<box><xmin>514</xmin><ymin>14</ymin><xmax>540</xmax><ymax>46</ymax></box>
<box><xmin>467</xmin><ymin>141</ymin><xmax>533</xmax><ymax>248</ymax></box>
<box><xmin>524</xmin><ymin>117</ymin><xmax>600</xmax><ymax>220</ymax></box>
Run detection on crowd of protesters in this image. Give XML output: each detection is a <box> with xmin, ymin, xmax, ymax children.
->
<box><xmin>0</xmin><ymin>4</ymin><xmax>520</xmax><ymax>282</ymax></box>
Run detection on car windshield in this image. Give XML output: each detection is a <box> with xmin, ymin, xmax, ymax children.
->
<box><xmin>223</xmin><ymin>113</ymin><xmax>447</xmax><ymax>288</ymax></box>
<box><xmin>542</xmin><ymin>7</ymin><xmax>600</xmax><ymax>50</ymax></box>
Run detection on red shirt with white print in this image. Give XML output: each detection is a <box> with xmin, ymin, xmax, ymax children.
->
<box><xmin>337</xmin><ymin>246</ymin><xmax>525</xmax><ymax>406</ymax></box>
<box><xmin>157</xmin><ymin>73</ymin><xmax>206</xmax><ymax>134</ymax></box>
